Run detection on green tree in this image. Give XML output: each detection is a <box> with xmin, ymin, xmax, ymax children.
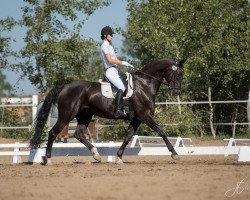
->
<box><xmin>124</xmin><ymin>0</ymin><xmax>250</xmax><ymax>136</ymax></box>
<box><xmin>0</xmin><ymin>17</ymin><xmax>16</xmax><ymax>70</ymax></box>
<box><xmin>0</xmin><ymin>18</ymin><xmax>15</xmax><ymax>97</ymax></box>
<box><xmin>13</xmin><ymin>0</ymin><xmax>110</xmax><ymax>92</ymax></box>
<box><xmin>0</xmin><ymin>72</ymin><xmax>12</xmax><ymax>97</ymax></box>
<box><xmin>124</xmin><ymin>0</ymin><xmax>183</xmax><ymax>64</ymax></box>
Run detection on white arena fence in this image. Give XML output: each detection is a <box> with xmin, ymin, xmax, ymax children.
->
<box><xmin>0</xmin><ymin>95</ymin><xmax>38</xmax><ymax>130</ymax></box>
<box><xmin>0</xmin><ymin>135</ymin><xmax>250</xmax><ymax>164</ymax></box>
<box><xmin>0</xmin><ymin>97</ymin><xmax>249</xmax><ymax>132</ymax></box>
<box><xmin>0</xmin><ymin>97</ymin><xmax>249</xmax><ymax>163</ymax></box>
<box><xmin>156</xmin><ymin>100</ymin><xmax>250</xmax><ymax>126</ymax></box>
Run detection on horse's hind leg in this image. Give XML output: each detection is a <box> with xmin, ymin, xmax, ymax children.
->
<box><xmin>73</xmin><ymin>113</ymin><xmax>101</xmax><ymax>162</ymax></box>
<box><xmin>43</xmin><ymin>120</ymin><xmax>68</xmax><ymax>165</ymax></box>
<box><xmin>116</xmin><ymin>119</ymin><xmax>141</xmax><ymax>163</ymax></box>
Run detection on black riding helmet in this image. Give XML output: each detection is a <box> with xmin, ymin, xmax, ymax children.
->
<box><xmin>101</xmin><ymin>26</ymin><xmax>115</xmax><ymax>39</ymax></box>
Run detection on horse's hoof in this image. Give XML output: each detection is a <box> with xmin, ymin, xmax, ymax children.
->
<box><xmin>116</xmin><ymin>157</ymin><xmax>124</xmax><ymax>164</ymax></box>
<box><xmin>171</xmin><ymin>154</ymin><xmax>180</xmax><ymax>160</ymax></box>
<box><xmin>41</xmin><ymin>156</ymin><xmax>52</xmax><ymax>165</ymax></box>
<box><xmin>93</xmin><ymin>154</ymin><xmax>102</xmax><ymax>162</ymax></box>
<box><xmin>91</xmin><ymin>147</ymin><xmax>101</xmax><ymax>162</ymax></box>
<box><xmin>41</xmin><ymin>156</ymin><xmax>48</xmax><ymax>165</ymax></box>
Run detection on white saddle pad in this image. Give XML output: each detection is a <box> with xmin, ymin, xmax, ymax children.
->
<box><xmin>99</xmin><ymin>72</ymin><xmax>134</xmax><ymax>99</ymax></box>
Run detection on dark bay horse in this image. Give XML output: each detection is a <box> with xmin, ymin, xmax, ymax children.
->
<box><xmin>30</xmin><ymin>58</ymin><xmax>185</xmax><ymax>164</ymax></box>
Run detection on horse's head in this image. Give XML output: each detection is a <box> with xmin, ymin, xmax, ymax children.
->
<box><xmin>164</xmin><ymin>59</ymin><xmax>185</xmax><ymax>96</ymax></box>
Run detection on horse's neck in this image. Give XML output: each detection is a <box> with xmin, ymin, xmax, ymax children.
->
<box><xmin>142</xmin><ymin>68</ymin><xmax>164</xmax><ymax>80</ymax></box>
<box><xmin>135</xmin><ymin>61</ymin><xmax>168</xmax><ymax>97</ymax></box>
<box><xmin>134</xmin><ymin>71</ymin><xmax>163</xmax><ymax>97</ymax></box>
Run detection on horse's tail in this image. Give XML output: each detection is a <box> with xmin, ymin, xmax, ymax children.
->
<box><xmin>29</xmin><ymin>85</ymin><xmax>64</xmax><ymax>148</ymax></box>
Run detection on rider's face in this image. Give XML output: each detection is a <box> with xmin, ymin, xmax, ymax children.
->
<box><xmin>106</xmin><ymin>34</ymin><xmax>113</xmax><ymax>42</ymax></box>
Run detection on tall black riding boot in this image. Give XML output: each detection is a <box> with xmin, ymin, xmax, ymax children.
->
<box><xmin>114</xmin><ymin>89</ymin><xmax>124</xmax><ymax>118</ymax></box>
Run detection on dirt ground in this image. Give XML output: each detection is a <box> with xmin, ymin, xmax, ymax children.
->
<box><xmin>0</xmin><ymin>137</ymin><xmax>250</xmax><ymax>200</ymax></box>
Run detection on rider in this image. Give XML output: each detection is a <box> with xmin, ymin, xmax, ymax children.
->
<box><xmin>100</xmin><ymin>26</ymin><xmax>134</xmax><ymax>118</ymax></box>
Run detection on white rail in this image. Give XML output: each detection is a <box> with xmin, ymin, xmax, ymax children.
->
<box><xmin>156</xmin><ymin>100</ymin><xmax>249</xmax><ymax>105</ymax></box>
<box><xmin>1</xmin><ymin>136</ymin><xmax>250</xmax><ymax>164</ymax></box>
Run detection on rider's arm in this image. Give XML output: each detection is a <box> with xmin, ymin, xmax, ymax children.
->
<box><xmin>105</xmin><ymin>53</ymin><xmax>123</xmax><ymax>65</ymax></box>
<box><xmin>105</xmin><ymin>54</ymin><xmax>133</xmax><ymax>68</ymax></box>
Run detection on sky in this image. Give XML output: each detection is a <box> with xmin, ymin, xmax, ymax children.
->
<box><xmin>0</xmin><ymin>0</ymin><xmax>128</xmax><ymax>96</ymax></box>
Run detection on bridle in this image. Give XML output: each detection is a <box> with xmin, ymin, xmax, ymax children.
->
<box><xmin>136</xmin><ymin>64</ymin><xmax>182</xmax><ymax>89</ymax></box>
<box><xmin>168</xmin><ymin>64</ymin><xmax>182</xmax><ymax>91</ymax></box>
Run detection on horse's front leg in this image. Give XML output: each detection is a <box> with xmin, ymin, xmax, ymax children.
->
<box><xmin>143</xmin><ymin>115</ymin><xmax>180</xmax><ymax>160</ymax></box>
<box><xmin>116</xmin><ymin>119</ymin><xmax>141</xmax><ymax>163</ymax></box>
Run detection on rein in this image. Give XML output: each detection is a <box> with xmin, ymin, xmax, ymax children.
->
<box><xmin>137</xmin><ymin>71</ymin><xmax>163</xmax><ymax>83</ymax></box>
<box><xmin>136</xmin><ymin>70</ymin><xmax>169</xmax><ymax>86</ymax></box>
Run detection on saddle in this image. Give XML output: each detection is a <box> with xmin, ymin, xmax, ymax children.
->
<box><xmin>99</xmin><ymin>72</ymin><xmax>134</xmax><ymax>99</ymax></box>
<box><xmin>99</xmin><ymin>72</ymin><xmax>135</xmax><ymax>119</ymax></box>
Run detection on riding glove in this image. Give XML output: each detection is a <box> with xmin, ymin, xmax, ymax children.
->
<box><xmin>121</xmin><ymin>61</ymin><xmax>134</xmax><ymax>70</ymax></box>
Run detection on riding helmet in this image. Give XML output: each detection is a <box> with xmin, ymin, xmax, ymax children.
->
<box><xmin>101</xmin><ymin>26</ymin><xmax>115</xmax><ymax>39</ymax></box>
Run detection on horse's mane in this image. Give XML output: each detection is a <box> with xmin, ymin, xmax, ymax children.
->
<box><xmin>136</xmin><ymin>58</ymin><xmax>174</xmax><ymax>73</ymax></box>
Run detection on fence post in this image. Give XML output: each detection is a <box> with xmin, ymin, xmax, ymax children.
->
<box><xmin>130</xmin><ymin>135</ymin><xmax>139</xmax><ymax>147</ymax></box>
<box><xmin>107</xmin><ymin>141</ymin><xmax>115</xmax><ymax>162</ymax></box>
<box><xmin>13</xmin><ymin>142</ymin><xmax>22</xmax><ymax>163</ymax></box>
<box><xmin>208</xmin><ymin>87</ymin><xmax>216</xmax><ymax>138</ymax></box>
<box><xmin>248</xmin><ymin>91</ymin><xmax>250</xmax><ymax>136</ymax></box>
<box><xmin>28</xmin><ymin>148</ymin><xmax>45</xmax><ymax>163</ymax></box>
<box><xmin>32</xmin><ymin>95</ymin><xmax>38</xmax><ymax>126</ymax></box>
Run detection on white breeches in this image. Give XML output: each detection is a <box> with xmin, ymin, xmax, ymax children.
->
<box><xmin>105</xmin><ymin>67</ymin><xmax>125</xmax><ymax>92</ymax></box>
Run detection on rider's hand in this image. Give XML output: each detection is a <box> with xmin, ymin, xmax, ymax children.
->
<box><xmin>121</xmin><ymin>61</ymin><xmax>134</xmax><ymax>70</ymax></box>
<box><xmin>127</xmin><ymin>65</ymin><xmax>134</xmax><ymax>71</ymax></box>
